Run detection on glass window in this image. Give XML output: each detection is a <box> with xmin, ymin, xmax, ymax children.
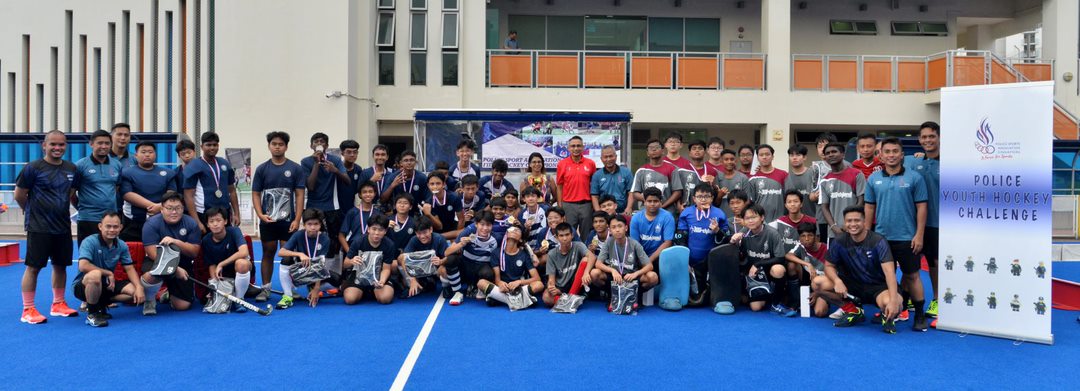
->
<box><xmin>442</xmin><ymin>52</ymin><xmax>458</xmax><ymax>85</ymax></box>
<box><xmin>442</xmin><ymin>13</ymin><xmax>458</xmax><ymax>48</ymax></box>
<box><xmin>507</xmin><ymin>15</ymin><xmax>545</xmax><ymax>50</ymax></box>
<box><xmin>831</xmin><ymin>21</ymin><xmax>855</xmax><ymax>34</ymax></box>
<box><xmin>486</xmin><ymin>8</ymin><xmax>499</xmax><ymax>49</ymax></box>
<box><xmin>443</xmin><ymin>0</ymin><xmax>458</xmax><ymax>10</ymax></box>
<box><xmin>920</xmin><ymin>22</ymin><xmax>948</xmax><ymax>34</ymax></box>
<box><xmin>648</xmin><ymin>18</ymin><xmax>683</xmax><ymax>52</ymax></box>
<box><xmin>411</xmin><ymin>0</ymin><xmax>426</xmax><ymax>10</ymax></box>
<box><xmin>1053</xmin><ymin>150</ymin><xmax>1077</xmax><ymax>168</ymax></box>
<box><xmin>585</xmin><ymin>15</ymin><xmax>646</xmax><ymax>51</ymax></box>
<box><xmin>411</xmin><ymin>13</ymin><xmax>426</xmax><ymax>50</ymax></box>
<box><xmin>892</xmin><ymin>22</ymin><xmax>920</xmax><ymax>34</ymax></box>
<box><xmin>411</xmin><ymin>52</ymin><xmax>426</xmax><ymax>85</ymax></box>
<box><xmin>547</xmin><ymin>16</ymin><xmax>584</xmax><ymax>50</ymax></box>
<box><xmin>855</xmin><ymin>21</ymin><xmax>878</xmax><ymax>33</ymax></box>
<box><xmin>377</xmin><ymin>12</ymin><xmax>395</xmax><ymax>46</ymax></box>
<box><xmin>378</xmin><ymin>0</ymin><xmax>394</xmax><ymax>9</ymax></box>
<box><xmin>684</xmin><ymin>18</ymin><xmax>720</xmax><ymax>52</ymax></box>
<box><xmin>1053</xmin><ymin>169</ymin><xmax>1072</xmax><ymax>191</ymax></box>
<box><xmin>379</xmin><ymin>51</ymin><xmax>394</xmax><ymax>85</ymax></box>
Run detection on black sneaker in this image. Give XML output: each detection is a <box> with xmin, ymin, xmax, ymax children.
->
<box><xmin>912</xmin><ymin>313</ymin><xmax>929</xmax><ymax>332</ymax></box>
<box><xmin>99</xmin><ymin>309</ymin><xmax>113</xmax><ymax>320</ymax></box>
<box><xmin>441</xmin><ymin>286</ymin><xmax>454</xmax><ymax>300</ymax></box>
<box><xmin>833</xmin><ymin>308</ymin><xmax>865</xmax><ymax>327</ymax></box>
<box><xmin>882</xmin><ymin>318</ymin><xmax>897</xmax><ymax>334</ymax></box>
<box><xmin>86</xmin><ymin>312</ymin><xmax>109</xmax><ymax>328</ymax></box>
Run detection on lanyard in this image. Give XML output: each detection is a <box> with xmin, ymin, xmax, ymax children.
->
<box><xmin>696</xmin><ymin>207</ymin><xmax>710</xmax><ymax>221</ymax></box>
<box><xmin>203</xmin><ymin>157</ymin><xmax>221</xmax><ymax>189</ymax></box>
<box><xmin>358</xmin><ymin>205</ymin><xmax>374</xmax><ymax>234</ymax></box>
<box><xmin>462</xmin><ymin>196</ymin><xmax>479</xmax><ymax>210</ymax></box>
<box><xmin>400</xmin><ymin>171</ymin><xmax>415</xmax><ymax>193</ymax></box>
<box><xmin>394</xmin><ymin>215</ymin><xmax>410</xmax><ymax>232</ymax></box>
<box><xmin>613</xmin><ymin>239</ymin><xmax>630</xmax><ymax>274</ymax></box>
<box><xmin>432</xmin><ymin>191</ymin><xmax>447</xmax><ymax>207</ymax></box>
<box><xmin>691</xmin><ymin>163</ymin><xmax>707</xmax><ymax>183</ymax></box>
<box><xmin>304</xmin><ymin>233</ymin><xmax>318</xmax><ymax>259</ymax></box>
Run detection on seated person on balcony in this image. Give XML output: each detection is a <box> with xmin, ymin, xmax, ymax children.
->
<box><xmin>502</xmin><ymin>30</ymin><xmax>519</xmax><ymax>50</ymax></box>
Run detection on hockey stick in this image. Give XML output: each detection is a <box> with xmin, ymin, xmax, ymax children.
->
<box><xmin>191</xmin><ymin>278</ymin><xmax>273</xmax><ymax>316</ymax></box>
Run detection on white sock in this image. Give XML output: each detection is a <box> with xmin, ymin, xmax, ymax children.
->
<box><xmin>279</xmin><ymin>264</ymin><xmax>295</xmax><ymax>297</ymax></box>
<box><xmin>484</xmin><ymin>285</ymin><xmax>509</xmax><ymax>304</ymax></box>
<box><xmin>234</xmin><ymin>271</ymin><xmax>251</xmax><ymax>298</ymax></box>
<box><xmin>141</xmin><ymin>278</ymin><xmax>162</xmax><ymax>301</ymax></box>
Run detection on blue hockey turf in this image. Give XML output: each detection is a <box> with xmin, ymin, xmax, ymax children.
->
<box><xmin>0</xmin><ymin>240</ymin><xmax>1077</xmax><ymax>390</ymax></box>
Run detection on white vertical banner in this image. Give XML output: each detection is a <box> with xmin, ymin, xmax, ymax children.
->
<box><xmin>938</xmin><ymin>82</ymin><xmax>1054</xmax><ymax>344</ymax></box>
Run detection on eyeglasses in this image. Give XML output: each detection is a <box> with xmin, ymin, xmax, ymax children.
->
<box><xmin>162</xmin><ymin>206</ymin><xmax>183</xmax><ymax>213</ymax></box>
<box><xmin>694</xmin><ymin>195</ymin><xmax>713</xmax><ymax>200</ymax></box>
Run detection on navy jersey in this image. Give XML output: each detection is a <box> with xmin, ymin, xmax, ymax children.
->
<box><xmin>427</xmin><ymin>191</ymin><xmax>462</xmax><ymax>233</ymax></box>
<box><xmin>283</xmin><ymin>230</ymin><xmax>330</xmax><ymax>259</ymax></box>
<box><xmin>404</xmin><ymin>234</ymin><xmax>450</xmax><ymax>258</ymax></box>
<box><xmin>142</xmin><ymin>214</ymin><xmax>202</xmax><ymax>267</ymax></box>
<box><xmin>387</xmin><ymin>214</ymin><xmax>418</xmax><ymax>251</ymax></box>
<box><xmin>346</xmin><ymin>235</ymin><xmax>398</xmax><ymax>264</ymax></box>
<box><xmin>16</xmin><ymin>159</ymin><xmax>78</xmax><ymax>234</ymax></box>
<box><xmin>456</xmin><ymin>224</ymin><xmax>501</xmax><ymax>264</ymax></box>
<box><xmin>200</xmin><ymin>226</ymin><xmax>246</xmax><ymax>266</ymax></box>
<box><xmin>340</xmin><ymin>205</ymin><xmax>379</xmax><ymax>244</ymax></box>
<box><xmin>478</xmin><ymin>175</ymin><xmax>516</xmax><ymax>200</ymax></box>
<box><xmin>496</xmin><ymin>246</ymin><xmax>535</xmax><ymax>282</ymax></box>
<box><xmin>183</xmin><ymin>156</ymin><xmax>235</xmax><ymax>213</ymax></box>
<box><xmin>338</xmin><ymin>164</ymin><xmax>363</xmax><ymax>211</ymax></box>
<box><xmin>120</xmin><ymin>165</ymin><xmax>178</xmax><ymax>223</ymax></box>
<box><xmin>827</xmin><ymin>231</ymin><xmax>893</xmax><ymax>285</ymax></box>
<box><xmin>252</xmin><ymin>159</ymin><xmax>305</xmax><ymax>222</ymax></box>
<box><xmin>300</xmin><ymin>154</ymin><xmax>348</xmax><ymax>212</ymax></box>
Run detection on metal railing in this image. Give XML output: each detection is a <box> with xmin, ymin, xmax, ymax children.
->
<box><xmin>486</xmin><ymin>49</ymin><xmax>767</xmax><ymax>90</ymax></box>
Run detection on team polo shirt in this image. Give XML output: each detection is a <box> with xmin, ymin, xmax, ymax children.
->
<box><xmin>337</xmin><ymin>164</ymin><xmax>363</xmax><ymax>211</ymax></box>
<box><xmin>717</xmin><ymin>171</ymin><xmax>750</xmax><ymax>220</ymax></box>
<box><xmin>678</xmin><ymin>206</ymin><xmax>728</xmax><ymax>264</ymax></box>
<box><xmin>74</xmin><ymin>234</ymin><xmax>133</xmax><ymax>282</ymax></box>
<box><xmin>547</xmin><ymin>241</ymin><xmax>589</xmax><ymax>287</ymax></box>
<box><xmin>747</xmin><ymin>168</ymin><xmax>789</xmax><ymax>223</ymax></box>
<box><xmin>827</xmin><ymin>231</ymin><xmax>893</xmax><ymax>285</ymax></box>
<box><xmin>456</xmin><ymin>224</ymin><xmax>501</xmax><ymax>264</ymax></box>
<box><xmin>531</xmin><ymin>225</ymin><xmax>581</xmax><ymax>251</ymax></box>
<box><xmin>382</xmin><ymin>170</ymin><xmax>430</xmax><ymax>211</ymax></box>
<box><xmin>16</xmin><ymin>159</ymin><xmax>78</xmax><ymax>234</ymax></box>
<box><xmin>449</xmin><ymin>162</ymin><xmax>481</xmax><ymax>183</ymax></box>
<box><xmin>904</xmin><ymin>155</ymin><xmax>940</xmax><ymax>228</ymax></box>
<box><xmin>783</xmin><ymin>168</ymin><xmax>817</xmax><ymax>218</ymax></box>
<box><xmin>357</xmin><ymin>166</ymin><xmax>393</xmax><ymax>201</ymax></box>
<box><xmin>495</xmin><ymin>247</ymin><xmax>534</xmax><ymax>282</ymax></box>
<box><xmin>631</xmin><ymin>162</ymin><xmax>679</xmax><ymax>212</ymax></box>
<box><xmin>674</xmin><ymin>163</ymin><xmax>721</xmax><ymax>207</ymax></box>
<box><xmin>819</xmin><ymin>168</ymin><xmax>866</xmax><ymax>238</ymax></box>
<box><xmin>183</xmin><ymin>156</ymin><xmax>235</xmax><ymax>213</ymax></box>
<box><xmin>200</xmin><ymin>226</ymin><xmax>246</xmax><ymax>266</ymax></box>
<box><xmin>428</xmin><ymin>191</ymin><xmax>462</xmax><ymax>234</ymax></box>
<box><xmin>142</xmin><ymin>214</ymin><xmax>202</xmax><ymax>267</ymax></box>
<box><xmin>739</xmin><ymin>225</ymin><xmax>788</xmax><ymax>267</ymax></box>
<box><xmin>345</xmin><ymin>235</ymin><xmax>398</xmax><ymax>264</ymax></box>
<box><xmin>812</xmin><ymin>160</ymin><xmax>852</xmax><ymax>223</ymax></box>
<box><xmin>109</xmin><ymin>150</ymin><xmax>136</xmax><ymax>170</ymax></box>
<box><xmin>252</xmin><ymin>159</ymin><xmax>306</xmax><ymax>222</ymax></box>
<box><xmin>459</xmin><ymin>193</ymin><xmax>488</xmax><ymax>214</ymax></box>
<box><xmin>74</xmin><ymin>155</ymin><xmax>122</xmax><ymax>222</ymax></box>
<box><xmin>591</xmin><ymin>165</ymin><xmax>634</xmax><ymax>211</ymax></box>
<box><xmin>404</xmin><ymin>234</ymin><xmax>450</xmax><ymax>258</ymax></box>
<box><xmin>865</xmin><ymin>167</ymin><xmax>928</xmax><ymax>242</ymax></box>
<box><xmin>492</xmin><ymin>215</ymin><xmax>513</xmax><ymax>238</ymax></box>
<box><xmin>120</xmin><ymin>165</ymin><xmax>178</xmax><ymax>223</ymax></box>
<box><xmin>519</xmin><ymin>204</ymin><xmax>549</xmax><ymax>244</ymax></box>
<box><xmin>662</xmin><ymin>155</ymin><xmax>694</xmax><ymax>171</ymax></box>
<box><xmin>388</xmin><ymin>214</ymin><xmax>418</xmax><ymax>251</ymax></box>
<box><xmin>598</xmin><ymin>238</ymin><xmax>650</xmax><ymax>274</ymax></box>
<box><xmin>284</xmin><ymin>230</ymin><xmax>330</xmax><ymax>259</ymax></box>
<box><xmin>300</xmin><ymin>154</ymin><xmax>348</xmax><ymax>212</ymax></box>
<box><xmin>768</xmin><ymin>220</ymin><xmax>801</xmax><ymax>254</ymax></box>
<box><xmin>852</xmin><ymin>157</ymin><xmax>883</xmax><ymax>179</ymax></box>
<box><xmin>556</xmin><ymin>157</ymin><xmax>596</xmax><ymax>203</ymax></box>
<box><xmin>478</xmin><ymin>175</ymin><xmax>516</xmax><ymax>200</ymax></box>
<box><xmin>340</xmin><ymin>205</ymin><xmax>378</xmax><ymax>243</ymax></box>
<box><xmin>629</xmin><ymin>209</ymin><xmax>675</xmax><ymax>256</ymax></box>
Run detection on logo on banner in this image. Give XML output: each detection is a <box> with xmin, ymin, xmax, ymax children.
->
<box><xmin>975</xmin><ymin>117</ymin><xmax>996</xmax><ymax>155</ymax></box>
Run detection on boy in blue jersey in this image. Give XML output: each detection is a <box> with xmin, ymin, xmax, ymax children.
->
<box><xmin>380</xmin><ymin>151</ymin><xmax>429</xmax><ymax>214</ymax></box>
<box><xmin>343</xmin><ymin>213</ymin><xmax>398</xmax><ymax>305</ymax></box>
<box><xmin>184</xmin><ymin>132</ymin><xmax>239</xmax><ymax>233</ymax></box>
<box><xmin>74</xmin><ymin>212</ymin><xmax>144</xmax><ymax>327</ymax></box>
<box><xmin>479</xmin><ymin>159</ymin><xmax>516</xmax><ymax>201</ymax></box>
<box><xmin>457</xmin><ymin>175</ymin><xmax>487</xmax><ymax>227</ymax></box>
<box><xmin>676</xmin><ymin>185</ymin><xmax>729</xmax><ymax>305</ymax></box>
<box><xmin>443</xmin><ymin>210</ymin><xmax>500</xmax><ymax>305</ymax></box>
<box><xmin>277</xmin><ymin>208</ymin><xmax>332</xmax><ymax>309</ymax></box>
<box><xmin>449</xmin><ymin>140</ymin><xmax>481</xmax><ymax>191</ymax></box>
<box><xmin>865</xmin><ymin>138</ymin><xmax>929</xmax><ymax>331</ymax></box>
<box><xmin>629</xmin><ymin>187</ymin><xmax>675</xmax><ymax>268</ymax></box>
<box><xmin>120</xmin><ymin>141</ymin><xmax>178</xmax><ymax>242</ymax></box>
<box><xmin>140</xmin><ymin>191</ymin><xmax>203</xmax><ymax>315</ymax></box>
<box><xmin>400</xmin><ymin>216</ymin><xmax>450</xmax><ymax>298</ymax></box>
<box><xmin>74</xmin><ymin>129</ymin><xmax>123</xmax><ymax>245</ymax></box>
<box><xmin>173</xmin><ymin>138</ymin><xmax>197</xmax><ymax>196</ymax></box>
<box><xmin>489</xmin><ymin>197</ymin><xmax>514</xmax><ymax>239</ymax></box>
<box><xmin>357</xmin><ymin>144</ymin><xmax>393</xmax><ymax>209</ymax></box>
<box><xmin>338</xmin><ymin>139</ymin><xmax>364</xmax><ymax>212</ymax></box>
<box><xmin>518</xmin><ymin>186</ymin><xmax>549</xmax><ymax>247</ymax></box>
<box><xmin>340</xmin><ymin>181</ymin><xmax>380</xmax><ymax>255</ymax></box>
<box><xmin>424</xmin><ymin>172</ymin><xmax>463</xmax><ymax>238</ymax></box>
<box><xmin>201</xmin><ymin>207</ymin><xmax>253</xmax><ymax>312</ymax></box>
<box><xmin>387</xmin><ymin>193</ymin><xmax>418</xmax><ymax>250</ymax></box>
<box><xmin>251</xmin><ymin>131</ymin><xmax>306</xmax><ymax>302</ymax></box>
<box><xmin>301</xmin><ymin>132</ymin><xmax>351</xmax><ymax>259</ymax></box>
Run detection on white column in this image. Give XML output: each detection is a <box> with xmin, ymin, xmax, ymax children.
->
<box><xmin>762</xmin><ymin>0</ymin><xmax>791</xmax><ymax>170</ymax></box>
<box><xmin>1042</xmin><ymin>0</ymin><xmax>1080</xmax><ymax>112</ymax></box>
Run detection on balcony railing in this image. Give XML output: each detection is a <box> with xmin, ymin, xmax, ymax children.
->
<box><xmin>792</xmin><ymin>50</ymin><xmax>1054</xmax><ymax>92</ymax></box>
<box><xmin>487</xmin><ymin>49</ymin><xmax>766</xmax><ymax>90</ymax></box>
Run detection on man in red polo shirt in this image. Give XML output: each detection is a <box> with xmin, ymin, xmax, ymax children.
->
<box><xmin>557</xmin><ymin>136</ymin><xmax>597</xmax><ymax>239</ymax></box>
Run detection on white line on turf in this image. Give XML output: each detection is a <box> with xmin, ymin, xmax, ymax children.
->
<box><xmin>390</xmin><ymin>295</ymin><xmax>446</xmax><ymax>391</ymax></box>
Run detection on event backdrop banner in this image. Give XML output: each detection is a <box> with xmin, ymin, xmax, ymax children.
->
<box><xmin>480</xmin><ymin>121</ymin><xmax>623</xmax><ymax>169</ymax></box>
<box><xmin>937</xmin><ymin>82</ymin><xmax>1053</xmax><ymax>344</ymax></box>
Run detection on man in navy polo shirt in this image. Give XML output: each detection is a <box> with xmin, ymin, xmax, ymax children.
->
<box><xmin>108</xmin><ymin>123</ymin><xmax>135</xmax><ymax>168</ymax></box>
<box><xmin>905</xmin><ymin>121</ymin><xmax>942</xmax><ymax>319</ymax></box>
<box><xmin>183</xmin><ymin>132</ymin><xmax>239</xmax><ymax>233</ymax></box>
<box><xmin>865</xmin><ymin>137</ymin><xmax>929</xmax><ymax>331</ymax></box>
<box><xmin>73</xmin><ymin>212</ymin><xmax>144</xmax><ymax>327</ymax></box>
<box><xmin>380</xmin><ymin>151</ymin><xmax>429</xmax><ymax>213</ymax></box>
<box><xmin>74</xmin><ymin>129</ymin><xmax>123</xmax><ymax>245</ymax></box>
<box><xmin>16</xmin><ymin>130</ymin><xmax>80</xmax><ymax>324</ymax></box>
<box><xmin>591</xmin><ymin>145</ymin><xmax>634</xmax><ymax>217</ymax></box>
<box><xmin>301</xmin><ymin>132</ymin><xmax>351</xmax><ymax>259</ymax></box>
<box><xmin>140</xmin><ymin>191</ymin><xmax>203</xmax><ymax>315</ymax></box>
<box><xmin>120</xmin><ymin>141</ymin><xmax>178</xmax><ymax>242</ymax></box>
<box><xmin>252</xmin><ymin>131</ymin><xmax>306</xmax><ymax>302</ymax></box>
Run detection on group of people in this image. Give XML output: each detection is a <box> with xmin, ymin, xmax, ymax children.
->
<box><xmin>15</xmin><ymin>122</ymin><xmax>941</xmax><ymax>334</ymax></box>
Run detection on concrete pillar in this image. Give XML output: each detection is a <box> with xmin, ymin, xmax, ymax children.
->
<box><xmin>350</xmin><ymin>0</ymin><xmax>378</xmax><ymax>166</ymax></box>
<box><xmin>761</xmin><ymin>0</ymin><xmax>791</xmax><ymax>170</ymax></box>
<box><xmin>1042</xmin><ymin>0</ymin><xmax>1080</xmax><ymax>113</ymax></box>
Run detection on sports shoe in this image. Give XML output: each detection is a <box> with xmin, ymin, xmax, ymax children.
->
<box><xmin>441</xmin><ymin>286</ymin><xmax>454</xmax><ymax>300</ymax></box>
<box><xmin>882</xmin><ymin>317</ymin><xmax>897</xmax><ymax>334</ymax></box>
<box><xmin>771</xmin><ymin>303</ymin><xmax>798</xmax><ymax>317</ymax></box>
<box><xmin>20</xmin><ymin>307</ymin><xmax>47</xmax><ymax>324</ymax></box>
<box><xmin>142</xmin><ymin>301</ymin><xmax>157</xmax><ymax>316</ymax></box>
<box><xmin>912</xmin><ymin>313</ymin><xmax>929</xmax><ymax>332</ymax></box>
<box><xmin>276</xmin><ymin>295</ymin><xmax>294</xmax><ymax>309</ymax></box>
<box><xmin>828</xmin><ymin>308</ymin><xmax>846</xmax><ymax>320</ymax></box>
<box><xmin>449</xmin><ymin>292</ymin><xmax>464</xmax><ymax>306</ymax></box>
<box><xmin>833</xmin><ymin>308</ymin><xmax>865</xmax><ymax>327</ymax></box>
<box><xmin>255</xmin><ymin>287</ymin><xmax>270</xmax><ymax>302</ymax></box>
<box><xmin>98</xmin><ymin>309</ymin><xmax>113</xmax><ymax>320</ymax></box>
<box><xmin>926</xmin><ymin>299</ymin><xmax>939</xmax><ymax>317</ymax></box>
<box><xmin>86</xmin><ymin>312</ymin><xmax>108</xmax><ymax>327</ymax></box>
<box><xmin>875</xmin><ymin>309</ymin><xmax>910</xmax><ymax>322</ymax></box>
<box><xmin>931</xmin><ymin>319</ymin><xmax>938</xmax><ymax>328</ymax></box>
<box><xmin>50</xmin><ymin>302</ymin><xmax>78</xmax><ymax>317</ymax></box>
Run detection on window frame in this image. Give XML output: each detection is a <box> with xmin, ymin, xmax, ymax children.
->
<box><xmin>830</xmin><ymin>19</ymin><xmax>877</xmax><ymax>35</ymax></box>
<box><xmin>411</xmin><ymin>12</ymin><xmax>427</xmax><ymax>50</ymax></box>
<box><xmin>442</xmin><ymin>12</ymin><xmax>458</xmax><ymax>49</ymax></box>
<box><xmin>443</xmin><ymin>0</ymin><xmax>458</xmax><ymax>11</ymax></box>
<box><xmin>377</xmin><ymin>11</ymin><xmax>395</xmax><ymax>47</ymax></box>
<box><xmin>891</xmin><ymin>21</ymin><xmax>948</xmax><ymax>36</ymax></box>
<box><xmin>377</xmin><ymin>0</ymin><xmax>395</xmax><ymax>10</ymax></box>
<box><xmin>411</xmin><ymin>0</ymin><xmax>427</xmax><ymax>11</ymax></box>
